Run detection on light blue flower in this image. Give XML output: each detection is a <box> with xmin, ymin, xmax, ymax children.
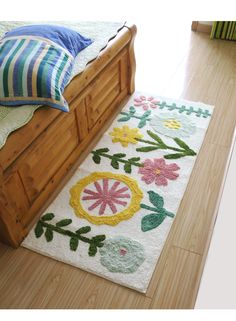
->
<box><xmin>150</xmin><ymin>112</ymin><xmax>196</xmax><ymax>138</ymax></box>
<box><xmin>99</xmin><ymin>236</ymin><xmax>145</xmax><ymax>273</ymax></box>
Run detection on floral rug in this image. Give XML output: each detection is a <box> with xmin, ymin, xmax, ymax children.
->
<box><xmin>22</xmin><ymin>92</ymin><xmax>214</xmax><ymax>293</ymax></box>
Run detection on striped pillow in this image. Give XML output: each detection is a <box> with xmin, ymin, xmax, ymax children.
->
<box><xmin>0</xmin><ymin>35</ymin><xmax>75</xmax><ymax>112</ymax></box>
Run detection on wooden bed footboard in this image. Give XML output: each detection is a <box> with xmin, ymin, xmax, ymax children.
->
<box><xmin>0</xmin><ymin>24</ymin><xmax>137</xmax><ymax>247</ymax></box>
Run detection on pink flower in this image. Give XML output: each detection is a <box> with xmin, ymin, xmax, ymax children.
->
<box><xmin>134</xmin><ymin>95</ymin><xmax>159</xmax><ymax>110</ymax></box>
<box><xmin>82</xmin><ymin>179</ymin><xmax>130</xmax><ymax>215</ymax></box>
<box><xmin>138</xmin><ymin>158</ymin><xmax>180</xmax><ymax>186</ymax></box>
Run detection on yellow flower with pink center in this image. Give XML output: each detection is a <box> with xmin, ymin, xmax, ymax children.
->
<box><xmin>109</xmin><ymin>125</ymin><xmax>143</xmax><ymax>147</ymax></box>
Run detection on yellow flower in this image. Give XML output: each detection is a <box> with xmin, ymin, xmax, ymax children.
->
<box><xmin>109</xmin><ymin>125</ymin><xmax>143</xmax><ymax>147</ymax></box>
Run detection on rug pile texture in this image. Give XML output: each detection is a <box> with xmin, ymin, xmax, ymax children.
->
<box><xmin>22</xmin><ymin>92</ymin><xmax>214</xmax><ymax>293</ymax></box>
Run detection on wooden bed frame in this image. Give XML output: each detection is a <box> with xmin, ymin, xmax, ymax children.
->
<box><xmin>0</xmin><ymin>23</ymin><xmax>137</xmax><ymax>248</ymax></box>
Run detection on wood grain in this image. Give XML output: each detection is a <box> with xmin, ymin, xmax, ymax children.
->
<box><xmin>0</xmin><ymin>24</ymin><xmax>135</xmax><ymax>247</ymax></box>
<box><xmin>171</xmin><ymin>143</ymin><xmax>230</xmax><ymax>254</ymax></box>
<box><xmin>150</xmin><ymin>246</ymin><xmax>202</xmax><ymax>309</ymax></box>
<box><xmin>0</xmin><ymin>26</ymin><xmax>236</xmax><ymax>309</ymax></box>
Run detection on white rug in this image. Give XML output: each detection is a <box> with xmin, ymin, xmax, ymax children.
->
<box><xmin>22</xmin><ymin>92</ymin><xmax>214</xmax><ymax>293</ymax></box>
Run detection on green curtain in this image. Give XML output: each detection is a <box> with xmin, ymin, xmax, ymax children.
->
<box><xmin>210</xmin><ymin>21</ymin><xmax>236</xmax><ymax>40</ymax></box>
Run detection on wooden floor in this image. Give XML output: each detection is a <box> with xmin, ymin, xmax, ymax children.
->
<box><xmin>1</xmin><ymin>29</ymin><xmax>236</xmax><ymax>309</ymax></box>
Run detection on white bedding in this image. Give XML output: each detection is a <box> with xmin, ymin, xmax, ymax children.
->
<box><xmin>0</xmin><ymin>21</ymin><xmax>125</xmax><ymax>149</ymax></box>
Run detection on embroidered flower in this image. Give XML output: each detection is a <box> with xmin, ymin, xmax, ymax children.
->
<box><xmin>82</xmin><ymin>179</ymin><xmax>130</xmax><ymax>216</ymax></box>
<box><xmin>138</xmin><ymin>158</ymin><xmax>180</xmax><ymax>186</ymax></box>
<box><xmin>150</xmin><ymin>112</ymin><xmax>196</xmax><ymax>138</ymax></box>
<box><xmin>70</xmin><ymin>172</ymin><xmax>143</xmax><ymax>226</ymax></box>
<box><xmin>109</xmin><ymin>125</ymin><xmax>143</xmax><ymax>147</ymax></box>
<box><xmin>134</xmin><ymin>95</ymin><xmax>159</xmax><ymax>110</ymax></box>
<box><xmin>99</xmin><ymin>236</ymin><xmax>145</xmax><ymax>273</ymax></box>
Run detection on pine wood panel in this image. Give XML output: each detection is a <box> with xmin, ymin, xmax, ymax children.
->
<box><xmin>0</xmin><ymin>107</ymin><xmax>61</xmax><ymax>171</ymax></box>
<box><xmin>0</xmin><ymin>25</ymin><xmax>135</xmax><ymax>247</ymax></box>
<box><xmin>74</xmin><ymin>99</ymin><xmax>89</xmax><ymax>140</ymax></box>
<box><xmin>3</xmin><ymin>171</ymin><xmax>30</xmax><ymax>221</ymax></box>
<box><xmin>18</xmin><ymin>112</ymin><xmax>79</xmax><ymax>203</ymax></box>
<box><xmin>0</xmin><ymin>182</ymin><xmax>24</xmax><ymax>247</ymax></box>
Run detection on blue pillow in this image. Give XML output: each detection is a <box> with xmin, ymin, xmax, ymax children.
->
<box><xmin>0</xmin><ymin>25</ymin><xmax>93</xmax><ymax>112</ymax></box>
<box><xmin>3</xmin><ymin>24</ymin><xmax>93</xmax><ymax>57</ymax></box>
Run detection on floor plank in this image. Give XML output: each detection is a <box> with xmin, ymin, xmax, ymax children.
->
<box><xmin>0</xmin><ymin>25</ymin><xmax>236</xmax><ymax>309</ymax></box>
<box><xmin>150</xmin><ymin>246</ymin><xmax>202</xmax><ymax>309</ymax></box>
<box><xmin>29</xmin><ymin>261</ymin><xmax>88</xmax><ymax>309</ymax></box>
<box><xmin>0</xmin><ymin>248</ymin><xmax>57</xmax><ymax>308</ymax></box>
<box><xmin>171</xmin><ymin>143</ymin><xmax>230</xmax><ymax>254</ymax></box>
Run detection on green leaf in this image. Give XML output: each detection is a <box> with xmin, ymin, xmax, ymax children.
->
<box><xmin>189</xmin><ymin>150</ymin><xmax>197</xmax><ymax>156</ymax></box>
<box><xmin>173</xmin><ymin>137</ymin><xmax>191</xmax><ymax>150</ymax></box>
<box><xmin>70</xmin><ymin>237</ymin><xmax>79</xmax><ymax>251</ymax></box>
<box><xmin>45</xmin><ymin>228</ymin><xmax>53</xmax><ymax>242</ymax></box>
<box><xmin>164</xmin><ymin>153</ymin><xmax>186</xmax><ymax>159</ymax></box>
<box><xmin>168</xmin><ymin>103</ymin><xmax>177</xmax><ymax>110</ymax></box>
<box><xmin>113</xmin><ymin>153</ymin><xmax>126</xmax><ymax>158</ymax></box>
<box><xmin>56</xmin><ymin>219</ymin><xmax>72</xmax><ymax>227</ymax></box>
<box><xmin>34</xmin><ymin>221</ymin><xmax>44</xmax><ymax>238</ymax></box>
<box><xmin>128</xmin><ymin>157</ymin><xmax>141</xmax><ymax>162</ymax></box>
<box><xmin>92</xmin><ymin>154</ymin><xmax>101</xmax><ymax>164</ymax></box>
<box><xmin>41</xmin><ymin>213</ymin><xmax>55</xmax><ymax>221</ymax></box>
<box><xmin>111</xmin><ymin>158</ymin><xmax>119</xmax><ymax>169</ymax></box>
<box><xmin>138</xmin><ymin>119</ymin><xmax>147</xmax><ymax>128</ymax></box>
<box><xmin>124</xmin><ymin>162</ymin><xmax>132</xmax><ymax>173</ymax></box>
<box><xmin>92</xmin><ymin>235</ymin><xmax>106</xmax><ymax>243</ymax></box>
<box><xmin>76</xmin><ymin>226</ymin><xmax>91</xmax><ymax>234</ymax></box>
<box><xmin>118</xmin><ymin>116</ymin><xmax>130</xmax><ymax>122</ymax></box>
<box><xmin>147</xmin><ymin>191</ymin><xmax>164</xmax><ymax>209</ymax></box>
<box><xmin>95</xmin><ymin>148</ymin><xmax>109</xmax><ymax>153</ymax></box>
<box><xmin>185</xmin><ymin>106</ymin><xmax>192</xmax><ymax>114</ymax></box>
<box><xmin>129</xmin><ymin>106</ymin><xmax>136</xmax><ymax>114</ymax></box>
<box><xmin>141</xmin><ymin>213</ymin><xmax>166</xmax><ymax>232</ymax></box>
<box><xmin>159</xmin><ymin>101</ymin><xmax>166</xmax><ymax>109</ymax></box>
<box><xmin>143</xmin><ymin>110</ymin><xmax>151</xmax><ymax>117</ymax></box>
<box><xmin>136</xmin><ymin>146</ymin><xmax>158</xmax><ymax>152</ymax></box>
<box><xmin>147</xmin><ymin>130</ymin><xmax>164</xmax><ymax>144</ymax></box>
<box><xmin>88</xmin><ymin>243</ymin><xmax>97</xmax><ymax>256</ymax></box>
<box><xmin>96</xmin><ymin>242</ymin><xmax>105</xmax><ymax>248</ymax></box>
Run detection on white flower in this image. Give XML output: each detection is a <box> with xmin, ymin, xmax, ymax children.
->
<box><xmin>150</xmin><ymin>112</ymin><xmax>196</xmax><ymax>138</ymax></box>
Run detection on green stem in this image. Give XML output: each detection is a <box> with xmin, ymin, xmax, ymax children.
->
<box><xmin>136</xmin><ymin>139</ymin><xmax>196</xmax><ymax>155</ymax></box>
<box><xmin>137</xmin><ymin>138</ymin><xmax>184</xmax><ymax>152</ymax></box>
<box><xmin>157</xmin><ymin>102</ymin><xmax>211</xmax><ymax>118</ymax></box>
<box><xmin>92</xmin><ymin>151</ymin><xmax>143</xmax><ymax>167</ymax></box>
<box><xmin>40</xmin><ymin>220</ymin><xmax>92</xmax><ymax>244</ymax></box>
<box><xmin>141</xmin><ymin>204</ymin><xmax>159</xmax><ymax>212</ymax></box>
<box><xmin>119</xmin><ymin>112</ymin><xmax>141</xmax><ymax>120</ymax></box>
<box><xmin>136</xmin><ymin>138</ymin><xmax>161</xmax><ymax>146</ymax></box>
<box><xmin>164</xmin><ymin>142</ymin><xmax>196</xmax><ymax>155</ymax></box>
<box><xmin>119</xmin><ymin>110</ymin><xmax>151</xmax><ymax>122</ymax></box>
<box><xmin>140</xmin><ymin>204</ymin><xmax>174</xmax><ymax>218</ymax></box>
<box><xmin>133</xmin><ymin>115</ymin><xmax>149</xmax><ymax>120</ymax></box>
